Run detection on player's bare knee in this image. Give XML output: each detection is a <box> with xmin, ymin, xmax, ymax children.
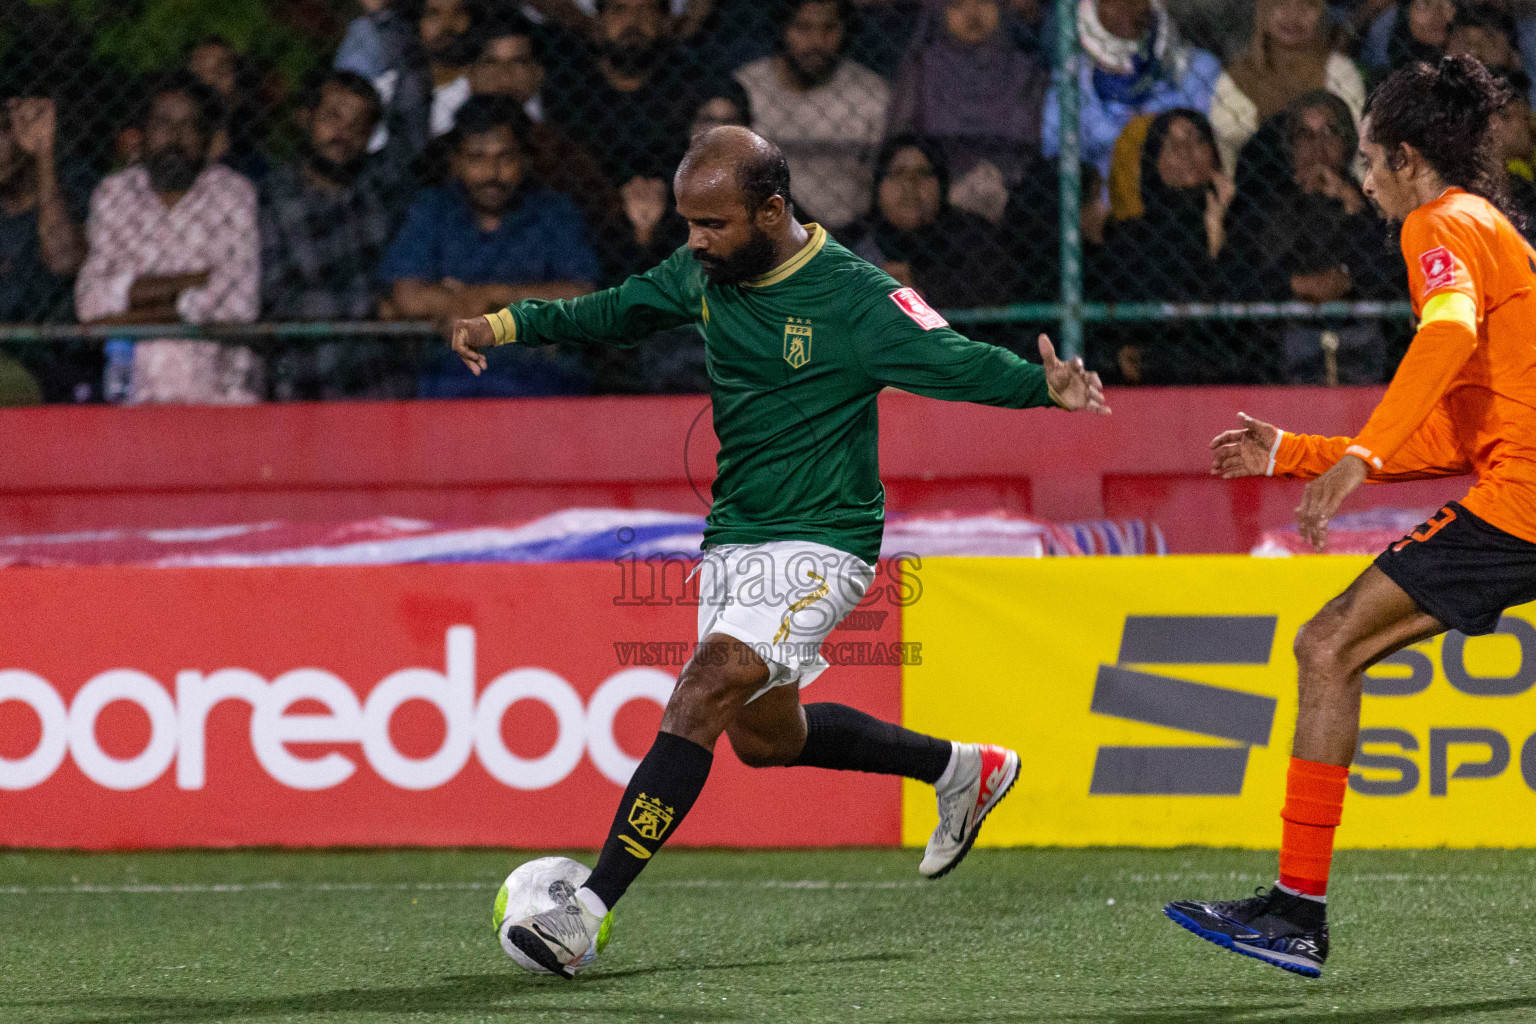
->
<box><xmin>664</xmin><ymin>659</ymin><xmax>761</xmax><ymax>738</ymax></box>
<box><xmin>1294</xmin><ymin>613</ymin><xmax>1353</xmax><ymax>687</ymax></box>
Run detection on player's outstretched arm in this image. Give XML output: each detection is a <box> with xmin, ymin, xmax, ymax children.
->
<box><xmin>1038</xmin><ymin>335</ymin><xmax>1110</xmax><ymax>415</ymax></box>
<box><xmin>1211</xmin><ymin>407</ymin><xmax>1472</xmax><ymax>551</ymax></box>
<box><xmin>449</xmin><ymin>250</ymin><xmax>704</xmax><ymax>375</ymax></box>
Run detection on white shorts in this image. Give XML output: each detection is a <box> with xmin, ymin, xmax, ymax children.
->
<box><xmin>696</xmin><ymin>540</ymin><xmax>877</xmax><ymax>703</ymax></box>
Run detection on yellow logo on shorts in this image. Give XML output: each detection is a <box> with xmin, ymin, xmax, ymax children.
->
<box><xmin>784</xmin><ymin>318</ymin><xmax>812</xmax><ymax>369</ymax></box>
<box><xmin>774</xmin><ymin>570</ymin><xmax>829</xmax><ymax>643</ymax></box>
<box><xmin>627</xmin><ymin>793</ymin><xmax>675</xmax><ymax>842</ymax></box>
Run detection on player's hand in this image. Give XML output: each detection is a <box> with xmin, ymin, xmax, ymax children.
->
<box><xmin>1210</xmin><ymin>412</ymin><xmax>1279</xmax><ymax>479</ymax></box>
<box><xmin>1296</xmin><ymin>454</ymin><xmax>1369</xmax><ymax>552</ymax></box>
<box><xmin>449</xmin><ymin>315</ymin><xmax>495</xmax><ymax>375</ymax></box>
<box><xmin>1039</xmin><ymin>334</ymin><xmax>1109</xmax><ymax>415</ymax></box>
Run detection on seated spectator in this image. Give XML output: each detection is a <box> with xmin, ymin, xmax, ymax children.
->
<box><xmin>260</xmin><ymin>71</ymin><xmax>421</xmax><ymax>400</ymax></box>
<box><xmin>420</xmin><ymin>0</ymin><xmax>483</xmax><ymax>137</ymax></box>
<box><xmin>75</xmin><ymin>74</ymin><xmax>260</xmax><ymax>405</ymax></box>
<box><xmin>379</xmin><ymin>97</ymin><xmax>599</xmax><ymax>397</ymax></box>
<box><xmin>999</xmin><ymin>158</ymin><xmax>1109</xmax><ymax>302</ymax></box>
<box><xmin>334</xmin><ymin>0</ymin><xmax>433</xmax><ymax>157</ymax></box>
<box><xmin>1210</xmin><ymin>0</ymin><xmax>1365</xmax><ymax>176</ymax></box>
<box><xmin>0</xmin><ymin>96</ymin><xmax>89</xmax><ymax>324</ymax></box>
<box><xmin>187</xmin><ymin>35</ymin><xmax>270</xmax><ymax>183</ymax></box>
<box><xmin>607</xmin><ymin>86</ymin><xmax>749</xmax><ymax>274</ymax></box>
<box><xmin>1089</xmin><ymin>108</ymin><xmax>1237</xmax><ymax>383</ymax></box>
<box><xmin>1492</xmin><ymin>69</ymin><xmax>1536</xmax><ymax>241</ymax></box>
<box><xmin>1043</xmin><ymin>0</ymin><xmax>1222</xmax><ymax>177</ymax></box>
<box><xmin>889</xmin><ymin>0</ymin><xmax>1049</xmax><ymax>200</ymax></box>
<box><xmin>465</xmin><ymin>11</ymin><xmax>631</xmax><ymax>280</ymax></box>
<box><xmin>469</xmin><ymin>10</ymin><xmax>551</xmax><ymax>123</ymax></box>
<box><xmin>1227</xmin><ymin>91</ymin><xmax>1404</xmax><ymax>382</ymax></box>
<box><xmin>1361</xmin><ymin>0</ymin><xmax>1455</xmax><ymax>74</ymax></box>
<box><xmin>590</xmin><ymin>86</ymin><xmax>753</xmax><ymax>394</ymax></box>
<box><xmin>1446</xmin><ymin>4</ymin><xmax>1524</xmax><ymax>73</ymax></box>
<box><xmin>543</xmin><ymin>0</ymin><xmax>697</xmax><ymax>188</ymax></box>
<box><xmin>838</xmin><ymin>134</ymin><xmax>1019</xmax><ymax>307</ymax></box>
<box><xmin>734</xmin><ymin>0</ymin><xmax>889</xmax><ymax>230</ymax></box>
<box><xmin>0</xmin><ymin>94</ymin><xmax>97</xmax><ymax>403</ymax></box>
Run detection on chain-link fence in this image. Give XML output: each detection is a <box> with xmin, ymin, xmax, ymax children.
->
<box><xmin>1</xmin><ymin>0</ymin><xmax>1533</xmax><ymax>404</ymax></box>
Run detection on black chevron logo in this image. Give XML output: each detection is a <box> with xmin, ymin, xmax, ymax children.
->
<box><xmin>1089</xmin><ymin>616</ymin><xmax>1278</xmax><ymax>796</ymax></box>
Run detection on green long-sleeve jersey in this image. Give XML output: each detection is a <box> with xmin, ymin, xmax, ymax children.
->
<box><xmin>494</xmin><ymin>224</ymin><xmax>1056</xmax><ymax>563</ymax></box>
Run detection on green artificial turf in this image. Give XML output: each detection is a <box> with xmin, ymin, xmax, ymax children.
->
<box><xmin>1</xmin><ymin>847</ymin><xmax>1532</xmax><ymax>1023</ymax></box>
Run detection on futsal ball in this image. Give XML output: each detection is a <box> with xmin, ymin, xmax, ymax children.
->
<box><xmin>493</xmin><ymin>856</ymin><xmax>613</xmax><ymax>974</ymax></box>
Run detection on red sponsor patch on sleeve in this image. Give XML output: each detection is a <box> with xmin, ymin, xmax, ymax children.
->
<box><xmin>889</xmin><ymin>287</ymin><xmax>949</xmax><ymax>330</ymax></box>
<box><xmin>1418</xmin><ymin>245</ymin><xmax>1457</xmax><ymax>294</ymax></box>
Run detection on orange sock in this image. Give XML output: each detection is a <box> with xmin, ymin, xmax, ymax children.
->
<box><xmin>1278</xmin><ymin>757</ymin><xmax>1348</xmax><ymax>897</ymax></box>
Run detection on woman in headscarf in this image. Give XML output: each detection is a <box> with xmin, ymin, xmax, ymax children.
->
<box><xmin>887</xmin><ymin>0</ymin><xmax>1051</xmax><ymax>190</ymax></box>
<box><xmin>1042</xmin><ymin>0</ymin><xmax>1223</xmax><ymax>176</ymax></box>
<box><xmin>1089</xmin><ymin>108</ymin><xmax>1243</xmax><ymax>383</ymax></box>
<box><xmin>839</xmin><ymin>134</ymin><xmax>1019</xmax><ymax>308</ymax></box>
<box><xmin>1226</xmin><ymin>91</ymin><xmax>1404</xmax><ymax>382</ymax></box>
<box><xmin>1210</xmin><ymin>0</ymin><xmax>1365</xmax><ymax>175</ymax></box>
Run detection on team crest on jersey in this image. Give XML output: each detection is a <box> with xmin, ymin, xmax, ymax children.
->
<box><xmin>784</xmin><ymin>317</ymin><xmax>813</xmax><ymax>368</ymax></box>
<box><xmin>1419</xmin><ymin>246</ymin><xmax>1457</xmax><ymax>294</ymax></box>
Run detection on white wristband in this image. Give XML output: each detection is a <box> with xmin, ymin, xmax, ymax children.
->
<box><xmin>1265</xmin><ymin>429</ymin><xmax>1285</xmax><ymax>477</ymax></box>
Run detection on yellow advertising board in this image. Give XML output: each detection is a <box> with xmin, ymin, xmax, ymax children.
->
<box><xmin>901</xmin><ymin>556</ymin><xmax>1536</xmax><ymax>849</ymax></box>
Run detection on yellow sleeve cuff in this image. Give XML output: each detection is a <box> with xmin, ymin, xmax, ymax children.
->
<box><xmin>1419</xmin><ymin>291</ymin><xmax>1477</xmax><ymax>332</ymax></box>
<box><xmin>483</xmin><ymin>308</ymin><xmax>518</xmax><ymax>346</ymax></box>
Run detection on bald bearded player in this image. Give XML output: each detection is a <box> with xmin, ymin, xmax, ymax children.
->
<box><xmin>450</xmin><ymin>127</ymin><xmax>1110</xmax><ymax>978</ymax></box>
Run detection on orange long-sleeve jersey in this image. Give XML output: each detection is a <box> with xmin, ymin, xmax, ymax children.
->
<box><xmin>1272</xmin><ymin>188</ymin><xmax>1536</xmax><ymax>544</ymax></box>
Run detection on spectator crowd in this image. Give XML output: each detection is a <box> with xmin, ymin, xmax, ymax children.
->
<box><xmin>2</xmin><ymin>0</ymin><xmax>1535</xmax><ymax>404</ymax></box>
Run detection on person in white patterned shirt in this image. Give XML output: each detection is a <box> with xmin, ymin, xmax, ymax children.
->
<box><xmin>75</xmin><ymin>73</ymin><xmax>261</xmax><ymax>404</ymax></box>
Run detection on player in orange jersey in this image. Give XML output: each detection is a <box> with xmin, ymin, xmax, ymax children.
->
<box><xmin>1164</xmin><ymin>54</ymin><xmax>1536</xmax><ymax>977</ymax></box>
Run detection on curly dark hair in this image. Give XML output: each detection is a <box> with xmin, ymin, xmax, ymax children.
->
<box><xmin>1364</xmin><ymin>53</ymin><xmax>1523</xmax><ymax>228</ymax></box>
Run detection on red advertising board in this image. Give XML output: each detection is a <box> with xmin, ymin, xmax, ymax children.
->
<box><xmin>0</xmin><ymin>564</ymin><xmax>902</xmax><ymax>848</ymax></box>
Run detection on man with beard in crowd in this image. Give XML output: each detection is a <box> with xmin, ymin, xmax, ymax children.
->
<box><xmin>420</xmin><ymin>0</ymin><xmax>484</xmax><ymax>138</ymax></box>
<box><xmin>259</xmin><ymin>70</ymin><xmax>423</xmax><ymax>399</ymax></box>
<box><xmin>543</xmin><ymin>0</ymin><xmax>697</xmax><ymax>191</ymax></box>
<box><xmin>381</xmin><ymin>96</ymin><xmax>599</xmax><ymax>397</ymax></box>
<box><xmin>733</xmin><ymin>0</ymin><xmax>888</xmax><ymax>230</ymax></box>
<box><xmin>76</xmin><ymin>73</ymin><xmax>260</xmax><ymax>404</ymax></box>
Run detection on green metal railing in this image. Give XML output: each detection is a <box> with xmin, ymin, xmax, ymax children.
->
<box><xmin>1055</xmin><ymin>0</ymin><xmax>1084</xmax><ymax>360</ymax></box>
<box><xmin>945</xmin><ymin>300</ymin><xmax>1415</xmax><ymax>326</ymax></box>
<box><xmin>0</xmin><ymin>321</ymin><xmax>440</xmax><ymax>342</ymax></box>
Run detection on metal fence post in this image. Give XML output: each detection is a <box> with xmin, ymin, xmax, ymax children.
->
<box><xmin>1055</xmin><ymin>0</ymin><xmax>1084</xmax><ymax>362</ymax></box>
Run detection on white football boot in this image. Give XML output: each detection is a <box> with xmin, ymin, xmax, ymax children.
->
<box><xmin>501</xmin><ymin>899</ymin><xmax>606</xmax><ymax>980</ymax></box>
<box><xmin>919</xmin><ymin>743</ymin><xmax>1021</xmax><ymax>879</ymax></box>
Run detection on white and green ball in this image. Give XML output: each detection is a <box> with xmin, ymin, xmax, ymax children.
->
<box><xmin>493</xmin><ymin>856</ymin><xmax>613</xmax><ymax>975</ymax></box>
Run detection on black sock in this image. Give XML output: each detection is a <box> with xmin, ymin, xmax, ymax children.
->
<box><xmin>790</xmin><ymin>702</ymin><xmax>953</xmax><ymax>784</ymax></box>
<box><xmin>582</xmin><ymin>730</ymin><xmax>713</xmax><ymax>910</ymax></box>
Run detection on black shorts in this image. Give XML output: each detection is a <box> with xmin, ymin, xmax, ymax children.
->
<box><xmin>1374</xmin><ymin>501</ymin><xmax>1536</xmax><ymax>635</ymax></box>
